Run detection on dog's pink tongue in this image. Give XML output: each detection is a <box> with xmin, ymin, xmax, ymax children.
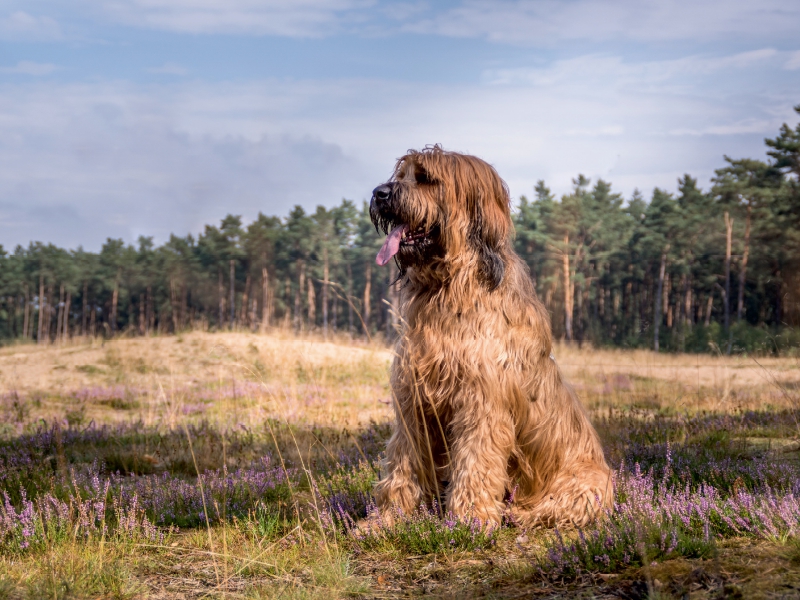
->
<box><xmin>376</xmin><ymin>224</ymin><xmax>408</xmax><ymax>266</ymax></box>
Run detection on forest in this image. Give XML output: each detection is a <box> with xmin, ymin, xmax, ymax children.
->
<box><xmin>1</xmin><ymin>107</ymin><xmax>799</xmax><ymax>354</ymax></box>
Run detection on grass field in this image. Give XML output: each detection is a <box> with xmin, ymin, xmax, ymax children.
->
<box><xmin>1</xmin><ymin>331</ymin><xmax>800</xmax><ymax>599</ymax></box>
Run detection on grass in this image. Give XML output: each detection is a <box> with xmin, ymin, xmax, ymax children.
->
<box><xmin>0</xmin><ymin>331</ymin><xmax>799</xmax><ymax>598</ymax></box>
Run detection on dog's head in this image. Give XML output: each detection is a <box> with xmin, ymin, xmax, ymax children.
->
<box><xmin>370</xmin><ymin>145</ymin><xmax>511</xmax><ymax>290</ymax></box>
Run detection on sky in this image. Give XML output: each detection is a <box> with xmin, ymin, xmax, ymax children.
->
<box><xmin>1</xmin><ymin>1</ymin><xmax>799</xmax><ymax>251</ymax></box>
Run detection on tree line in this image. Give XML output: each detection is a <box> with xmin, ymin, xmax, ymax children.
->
<box><xmin>1</xmin><ymin>107</ymin><xmax>799</xmax><ymax>353</ymax></box>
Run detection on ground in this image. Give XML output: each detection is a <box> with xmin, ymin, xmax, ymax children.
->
<box><xmin>0</xmin><ymin>331</ymin><xmax>799</xmax><ymax>599</ymax></box>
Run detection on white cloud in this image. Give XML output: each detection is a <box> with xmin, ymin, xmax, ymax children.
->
<box><xmin>0</xmin><ymin>45</ymin><xmax>797</xmax><ymax>249</ymax></box>
<box><xmin>0</xmin><ymin>82</ymin><xmax>368</xmax><ymax>249</ymax></box>
<box><xmin>484</xmin><ymin>49</ymin><xmax>780</xmax><ymax>88</ymax></box>
<box><xmin>2</xmin><ymin>0</ymin><xmax>798</xmax><ymax>44</ymax></box>
<box><xmin>785</xmin><ymin>51</ymin><xmax>800</xmax><ymax>70</ymax></box>
<box><xmin>668</xmin><ymin>120</ymin><xmax>774</xmax><ymax>136</ymax></box>
<box><xmin>0</xmin><ymin>60</ymin><xmax>57</xmax><ymax>76</ymax></box>
<box><xmin>90</xmin><ymin>0</ymin><xmax>374</xmax><ymax>36</ymax></box>
<box><xmin>401</xmin><ymin>0</ymin><xmax>800</xmax><ymax>46</ymax></box>
<box><xmin>0</xmin><ymin>10</ymin><xmax>62</xmax><ymax>41</ymax></box>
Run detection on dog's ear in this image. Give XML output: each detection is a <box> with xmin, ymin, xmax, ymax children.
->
<box><xmin>468</xmin><ymin>162</ymin><xmax>510</xmax><ymax>291</ymax></box>
<box><xmin>478</xmin><ymin>242</ymin><xmax>505</xmax><ymax>291</ymax></box>
<box><xmin>469</xmin><ymin>204</ymin><xmax>506</xmax><ymax>290</ymax></box>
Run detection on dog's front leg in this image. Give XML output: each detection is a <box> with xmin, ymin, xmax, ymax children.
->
<box><xmin>373</xmin><ymin>418</ymin><xmax>423</xmax><ymax>526</ymax></box>
<box><xmin>446</xmin><ymin>402</ymin><xmax>514</xmax><ymax>527</ymax></box>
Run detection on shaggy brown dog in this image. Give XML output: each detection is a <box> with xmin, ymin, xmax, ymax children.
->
<box><xmin>369</xmin><ymin>146</ymin><xmax>612</xmax><ymax>528</ymax></box>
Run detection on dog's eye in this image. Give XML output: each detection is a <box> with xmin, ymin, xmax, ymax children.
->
<box><xmin>415</xmin><ymin>170</ymin><xmax>431</xmax><ymax>185</ymax></box>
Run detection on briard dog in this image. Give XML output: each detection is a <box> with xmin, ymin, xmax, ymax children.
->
<box><xmin>368</xmin><ymin>145</ymin><xmax>612</xmax><ymax>528</ymax></box>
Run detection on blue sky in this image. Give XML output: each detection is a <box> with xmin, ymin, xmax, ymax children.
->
<box><xmin>1</xmin><ymin>0</ymin><xmax>799</xmax><ymax>250</ymax></box>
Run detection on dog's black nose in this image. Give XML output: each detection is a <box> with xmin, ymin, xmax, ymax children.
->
<box><xmin>372</xmin><ymin>184</ymin><xmax>392</xmax><ymax>205</ymax></box>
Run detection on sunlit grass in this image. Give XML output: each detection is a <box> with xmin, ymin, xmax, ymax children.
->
<box><xmin>1</xmin><ymin>331</ymin><xmax>800</xmax><ymax>597</ymax></box>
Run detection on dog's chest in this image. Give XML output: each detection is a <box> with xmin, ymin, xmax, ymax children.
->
<box><xmin>395</xmin><ymin>310</ymin><xmax>513</xmax><ymax>412</ymax></box>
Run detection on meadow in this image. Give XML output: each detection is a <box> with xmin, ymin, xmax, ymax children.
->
<box><xmin>1</xmin><ymin>331</ymin><xmax>799</xmax><ymax>599</ymax></box>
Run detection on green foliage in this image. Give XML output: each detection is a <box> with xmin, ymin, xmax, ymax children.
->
<box><xmin>352</xmin><ymin>507</ymin><xmax>499</xmax><ymax>555</ymax></box>
<box><xmin>1</xmin><ymin>113</ymin><xmax>799</xmax><ymax>353</ymax></box>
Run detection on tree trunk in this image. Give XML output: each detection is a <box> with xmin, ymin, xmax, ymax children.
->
<box><xmin>218</xmin><ymin>268</ymin><xmax>224</xmax><ymax>329</ymax></box>
<box><xmin>229</xmin><ymin>259</ymin><xmax>236</xmax><ymax>329</ymax></box>
<box><xmin>260</xmin><ymin>256</ymin><xmax>270</xmax><ymax>332</ymax></box>
<box><xmin>82</xmin><ymin>282</ymin><xmax>88</xmax><ymax>336</ymax></box>
<box><xmin>111</xmin><ymin>275</ymin><xmax>119</xmax><ymax>334</ymax></box>
<box><xmin>562</xmin><ymin>234</ymin><xmax>573</xmax><ymax>341</ymax></box>
<box><xmin>322</xmin><ymin>246</ymin><xmax>329</xmax><ymax>340</ymax></box>
<box><xmin>363</xmin><ymin>261</ymin><xmax>372</xmax><ymax>335</ymax></box>
<box><xmin>170</xmin><ymin>277</ymin><xmax>179</xmax><ymax>333</ymax></box>
<box><xmin>347</xmin><ymin>263</ymin><xmax>354</xmax><ymax>337</ymax></box>
<box><xmin>284</xmin><ymin>277</ymin><xmax>292</xmax><ymax>329</ymax></box>
<box><xmin>182</xmin><ymin>284</ymin><xmax>188</xmax><ymax>330</ymax></box>
<box><xmin>653</xmin><ymin>245</ymin><xmax>669</xmax><ymax>352</ymax></box>
<box><xmin>139</xmin><ymin>294</ymin><xmax>145</xmax><ymax>335</ymax></box>
<box><xmin>47</xmin><ymin>283</ymin><xmax>54</xmax><ymax>342</ymax></box>
<box><xmin>684</xmin><ymin>272</ymin><xmax>693</xmax><ymax>327</ymax></box>
<box><xmin>704</xmin><ymin>295</ymin><xmax>713</xmax><ymax>326</ymax></box>
<box><xmin>147</xmin><ymin>286</ymin><xmax>154</xmax><ymax>334</ymax></box>
<box><xmin>56</xmin><ymin>284</ymin><xmax>65</xmax><ymax>344</ymax></box>
<box><xmin>598</xmin><ymin>282</ymin><xmax>605</xmax><ymax>318</ymax></box>
<box><xmin>63</xmin><ymin>290</ymin><xmax>71</xmax><ymax>341</ymax></box>
<box><xmin>12</xmin><ymin>297</ymin><xmax>18</xmax><ymax>339</ymax></box>
<box><xmin>576</xmin><ymin>280</ymin><xmax>585</xmax><ymax>347</ymax></box>
<box><xmin>723</xmin><ymin>212</ymin><xmax>733</xmax><ymax>354</ymax></box>
<box><xmin>23</xmin><ymin>284</ymin><xmax>30</xmax><ymax>340</ymax></box>
<box><xmin>307</xmin><ymin>278</ymin><xmax>316</xmax><ymax>328</ymax></box>
<box><xmin>332</xmin><ymin>288</ymin><xmax>338</xmax><ymax>333</ymax></box>
<box><xmin>90</xmin><ymin>301</ymin><xmax>96</xmax><ymax>337</ymax></box>
<box><xmin>295</xmin><ymin>261</ymin><xmax>305</xmax><ymax>332</ymax></box>
<box><xmin>737</xmin><ymin>200</ymin><xmax>752</xmax><ymax>322</ymax></box>
<box><xmin>241</xmin><ymin>274</ymin><xmax>251</xmax><ymax>328</ymax></box>
<box><xmin>37</xmin><ymin>275</ymin><xmax>45</xmax><ymax>344</ymax></box>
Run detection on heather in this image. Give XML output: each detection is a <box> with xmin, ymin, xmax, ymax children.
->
<box><xmin>1</xmin><ymin>333</ymin><xmax>800</xmax><ymax>597</ymax></box>
<box><xmin>538</xmin><ymin>465</ymin><xmax>800</xmax><ymax>580</ymax></box>
<box><xmin>5</xmin><ymin>399</ymin><xmax>800</xmax><ymax>570</ymax></box>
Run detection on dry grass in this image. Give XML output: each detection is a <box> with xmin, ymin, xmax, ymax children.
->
<box><xmin>1</xmin><ymin>332</ymin><xmax>800</xmax><ymax>599</ymax></box>
<box><xmin>0</xmin><ymin>331</ymin><xmax>393</xmax><ymax>430</ymax></box>
<box><xmin>1</xmin><ymin>333</ymin><xmax>796</xmax><ymax>433</ymax></box>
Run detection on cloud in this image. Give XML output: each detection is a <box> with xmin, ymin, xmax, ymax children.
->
<box><xmin>483</xmin><ymin>49</ymin><xmax>781</xmax><ymax>87</ymax></box>
<box><xmin>146</xmin><ymin>62</ymin><xmax>189</xmax><ymax>76</ymax></box>
<box><xmin>0</xmin><ymin>82</ymin><xmax>368</xmax><ymax>250</ymax></box>
<box><xmin>786</xmin><ymin>51</ymin><xmax>800</xmax><ymax>71</ymax></box>
<box><xmin>0</xmin><ymin>60</ymin><xmax>57</xmax><ymax>76</ymax></box>
<box><xmin>0</xmin><ymin>51</ymin><xmax>797</xmax><ymax>250</ymax></box>
<box><xmin>0</xmin><ymin>10</ymin><xmax>62</xmax><ymax>41</ymax></box>
<box><xmin>3</xmin><ymin>0</ymin><xmax>798</xmax><ymax>45</ymax></box>
<box><xmin>89</xmin><ymin>0</ymin><xmax>375</xmax><ymax>36</ymax></box>
<box><xmin>668</xmin><ymin>120</ymin><xmax>774</xmax><ymax>136</ymax></box>
<box><xmin>400</xmin><ymin>0</ymin><xmax>800</xmax><ymax>46</ymax></box>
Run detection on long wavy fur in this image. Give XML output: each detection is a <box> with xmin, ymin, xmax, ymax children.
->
<box><xmin>372</xmin><ymin>146</ymin><xmax>613</xmax><ymax>528</ymax></box>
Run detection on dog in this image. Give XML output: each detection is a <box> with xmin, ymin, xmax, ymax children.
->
<box><xmin>368</xmin><ymin>145</ymin><xmax>612</xmax><ymax>528</ymax></box>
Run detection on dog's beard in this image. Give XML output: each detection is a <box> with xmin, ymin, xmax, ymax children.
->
<box><xmin>371</xmin><ymin>186</ymin><xmax>442</xmax><ymax>268</ymax></box>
